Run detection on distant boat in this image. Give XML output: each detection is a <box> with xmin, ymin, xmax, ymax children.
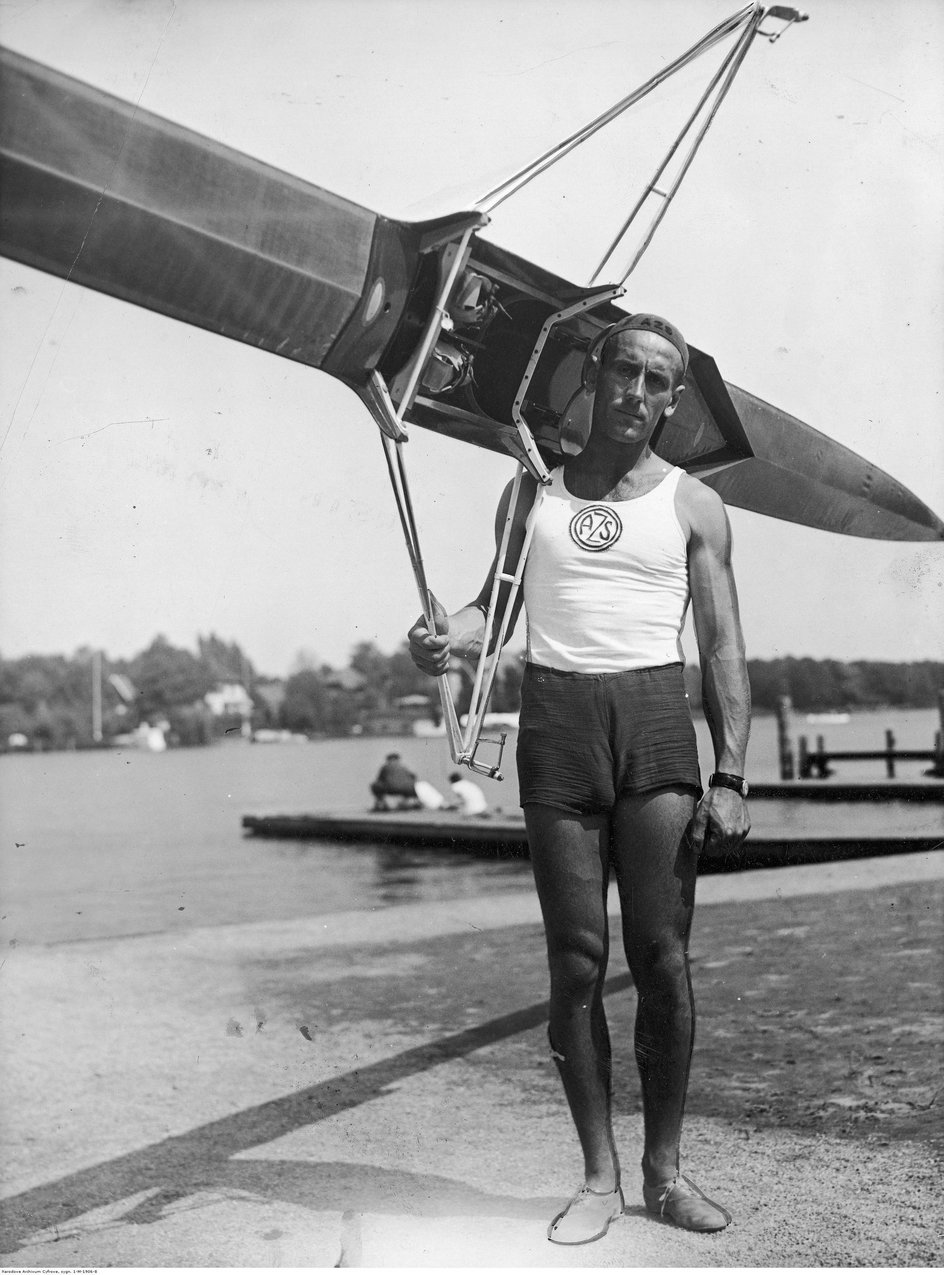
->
<box><xmin>413</xmin><ymin>712</ymin><xmax>519</xmax><ymax>736</ymax></box>
<box><xmin>805</xmin><ymin>713</ymin><xmax>851</xmax><ymax>725</ymax></box>
<box><xmin>412</xmin><ymin>718</ymin><xmax>446</xmax><ymax>737</ymax></box>
<box><xmin>459</xmin><ymin>712</ymin><xmax>520</xmax><ymax>730</ymax></box>
<box><xmin>110</xmin><ymin>722</ymin><xmax>167</xmax><ymax>751</ymax></box>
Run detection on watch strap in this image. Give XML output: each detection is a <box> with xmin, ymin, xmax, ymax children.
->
<box><xmin>709</xmin><ymin>771</ymin><xmax>749</xmax><ymax>797</ymax></box>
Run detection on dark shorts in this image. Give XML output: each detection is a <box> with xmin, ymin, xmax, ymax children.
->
<box><xmin>517</xmin><ymin>661</ymin><xmax>701</xmax><ymax>814</ymax></box>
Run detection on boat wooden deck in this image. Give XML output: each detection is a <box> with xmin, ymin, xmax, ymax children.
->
<box><xmin>242</xmin><ymin>798</ymin><xmax>943</xmax><ymax>871</ymax></box>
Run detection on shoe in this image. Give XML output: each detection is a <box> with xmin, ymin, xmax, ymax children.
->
<box><xmin>643</xmin><ymin>1173</ymin><xmax>731</xmax><ymax>1232</ymax></box>
<box><xmin>547</xmin><ymin>1182</ymin><xmax>624</xmax><ymax>1245</ymax></box>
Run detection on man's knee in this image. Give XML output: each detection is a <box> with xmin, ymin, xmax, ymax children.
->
<box><xmin>547</xmin><ymin>929</ymin><xmax>607</xmax><ymax>999</ymax></box>
<box><xmin>627</xmin><ymin>934</ymin><xmax>689</xmax><ymax>994</ymax></box>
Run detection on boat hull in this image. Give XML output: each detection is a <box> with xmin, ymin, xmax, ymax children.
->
<box><xmin>2</xmin><ymin>46</ymin><xmax>942</xmax><ymax>541</ymax></box>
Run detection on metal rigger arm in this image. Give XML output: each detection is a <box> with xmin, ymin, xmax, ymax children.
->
<box><xmin>366</xmin><ymin>216</ymin><xmax>624</xmax><ymax>777</ymax></box>
<box><xmin>368</xmin><ymin>3</ymin><xmax>808</xmax><ymax>779</ymax></box>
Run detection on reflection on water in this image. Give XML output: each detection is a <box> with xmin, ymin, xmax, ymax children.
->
<box><xmin>372</xmin><ymin>843</ymin><xmax>532</xmax><ymax>906</ymax></box>
<box><xmin>377</xmin><ymin>847</ymin><xmax>434</xmax><ymax>904</ymax></box>
<box><xmin>275</xmin><ymin>836</ymin><xmax>532</xmax><ymax>909</ymax></box>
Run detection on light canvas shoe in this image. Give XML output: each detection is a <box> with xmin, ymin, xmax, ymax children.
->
<box><xmin>643</xmin><ymin>1172</ymin><xmax>732</xmax><ymax>1232</ymax></box>
<box><xmin>547</xmin><ymin>1182</ymin><xmax>624</xmax><ymax>1245</ymax></box>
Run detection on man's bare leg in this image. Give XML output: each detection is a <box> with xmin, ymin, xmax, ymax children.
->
<box><xmin>610</xmin><ymin>785</ymin><xmax>697</xmax><ymax>1187</ymax></box>
<box><xmin>524</xmin><ymin>804</ymin><xmax>618</xmax><ymax>1191</ymax></box>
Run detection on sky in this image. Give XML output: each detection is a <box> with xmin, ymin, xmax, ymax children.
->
<box><xmin>1</xmin><ymin>0</ymin><xmax>942</xmax><ymax>677</ymax></box>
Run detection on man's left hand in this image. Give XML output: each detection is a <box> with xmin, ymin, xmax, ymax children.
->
<box><xmin>691</xmin><ymin>786</ymin><xmax>750</xmax><ymax>857</ymax></box>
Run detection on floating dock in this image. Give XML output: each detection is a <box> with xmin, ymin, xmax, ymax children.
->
<box><xmin>242</xmin><ymin>793</ymin><xmax>943</xmax><ymax>871</ymax></box>
<box><xmin>746</xmin><ymin>781</ymin><xmax>944</xmax><ymax>802</ymax></box>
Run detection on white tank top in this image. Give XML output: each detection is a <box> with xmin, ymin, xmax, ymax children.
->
<box><xmin>524</xmin><ymin>465</ymin><xmax>690</xmax><ymax>673</ymax></box>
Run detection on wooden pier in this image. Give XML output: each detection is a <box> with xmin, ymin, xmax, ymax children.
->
<box><xmin>775</xmin><ymin>691</ymin><xmax>944</xmax><ymax>780</ymax></box>
<box><xmin>797</xmin><ymin>730</ymin><xmax>944</xmax><ymax>780</ymax></box>
<box><xmin>242</xmin><ymin>799</ymin><xmax>943</xmax><ymax>870</ymax></box>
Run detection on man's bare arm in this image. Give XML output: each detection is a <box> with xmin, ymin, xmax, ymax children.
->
<box><xmin>680</xmin><ymin>477</ymin><xmax>751</xmax><ymax>853</ymax></box>
<box><xmin>408</xmin><ymin>473</ymin><xmax>536</xmax><ymax>676</ymax></box>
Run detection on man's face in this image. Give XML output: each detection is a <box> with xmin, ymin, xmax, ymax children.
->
<box><xmin>589</xmin><ymin>329</ymin><xmax>684</xmax><ymax>447</ymax></box>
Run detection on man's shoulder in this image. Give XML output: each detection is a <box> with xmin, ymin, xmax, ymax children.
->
<box><xmin>673</xmin><ymin>474</ymin><xmax>729</xmax><ymax>543</ymax></box>
<box><xmin>673</xmin><ymin>469</ymin><xmax>724</xmax><ymax>517</ymax></box>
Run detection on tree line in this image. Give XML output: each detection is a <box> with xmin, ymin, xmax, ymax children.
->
<box><xmin>0</xmin><ymin>634</ymin><xmax>941</xmax><ymax>751</ymax></box>
<box><xmin>0</xmin><ymin>633</ymin><xmax>523</xmax><ymax>750</ymax></box>
<box><xmin>0</xmin><ymin>634</ymin><xmax>257</xmax><ymax>750</ymax></box>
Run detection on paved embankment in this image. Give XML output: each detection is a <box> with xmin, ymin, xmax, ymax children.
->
<box><xmin>1</xmin><ymin>851</ymin><xmax>942</xmax><ymax>1267</ymax></box>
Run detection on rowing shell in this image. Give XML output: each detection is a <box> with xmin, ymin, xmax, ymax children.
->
<box><xmin>1</xmin><ymin>45</ymin><xmax>941</xmax><ymax>542</ymax></box>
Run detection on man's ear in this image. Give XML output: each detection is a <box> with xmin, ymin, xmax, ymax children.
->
<box><xmin>582</xmin><ymin>338</ymin><xmax>604</xmax><ymax>391</ymax></box>
<box><xmin>663</xmin><ymin>383</ymin><xmax>685</xmax><ymax>418</ymax></box>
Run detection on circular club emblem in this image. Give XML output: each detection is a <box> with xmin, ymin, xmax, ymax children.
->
<box><xmin>569</xmin><ymin>504</ymin><xmax>623</xmax><ymax>552</ymax></box>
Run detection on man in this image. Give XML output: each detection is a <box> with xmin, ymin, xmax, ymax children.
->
<box><xmin>408</xmin><ymin>313</ymin><xmax>750</xmax><ymax>1245</ymax></box>
<box><xmin>369</xmin><ymin>752</ymin><xmax>418</xmax><ymax>810</ymax></box>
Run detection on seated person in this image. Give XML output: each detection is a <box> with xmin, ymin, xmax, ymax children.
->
<box><xmin>370</xmin><ymin>753</ymin><xmax>417</xmax><ymax>810</ymax></box>
<box><xmin>413</xmin><ymin>778</ymin><xmax>448</xmax><ymax>810</ymax></box>
<box><xmin>448</xmin><ymin>771</ymin><xmax>488</xmax><ymax>815</ymax></box>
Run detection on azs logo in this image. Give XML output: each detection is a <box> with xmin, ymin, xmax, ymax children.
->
<box><xmin>569</xmin><ymin>505</ymin><xmax>623</xmax><ymax>552</ymax></box>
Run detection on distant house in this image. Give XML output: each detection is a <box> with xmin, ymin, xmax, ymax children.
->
<box><xmin>323</xmin><ymin>668</ymin><xmax>366</xmax><ymax>694</ymax></box>
<box><xmin>362</xmin><ymin>692</ymin><xmax>435</xmax><ymax>736</ymax></box>
<box><xmin>396</xmin><ymin>694</ymin><xmax>433</xmax><ymax>710</ymax></box>
<box><xmin>204</xmin><ymin>682</ymin><xmax>254</xmax><ymax>718</ymax></box>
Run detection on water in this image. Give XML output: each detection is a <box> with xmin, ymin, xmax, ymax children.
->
<box><xmin>0</xmin><ymin>737</ymin><xmax>532</xmax><ymax>948</ymax></box>
<box><xmin>1</xmin><ymin>708</ymin><xmax>939</xmax><ymax>948</ymax></box>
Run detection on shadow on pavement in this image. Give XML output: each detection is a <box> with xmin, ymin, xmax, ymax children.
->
<box><xmin>0</xmin><ymin>975</ymin><xmax>632</xmax><ymax>1254</ymax></box>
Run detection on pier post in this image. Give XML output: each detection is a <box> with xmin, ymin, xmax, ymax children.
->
<box><xmin>776</xmin><ymin>695</ymin><xmax>795</xmax><ymax>779</ymax></box>
<box><xmin>91</xmin><ymin>649</ymin><xmax>103</xmax><ymax>744</ymax></box>
<box><xmin>798</xmin><ymin>734</ymin><xmax>810</xmax><ymax>779</ymax></box>
<box><xmin>885</xmin><ymin>728</ymin><xmax>896</xmax><ymax>779</ymax></box>
<box><xmin>933</xmin><ymin>691</ymin><xmax>944</xmax><ymax>777</ymax></box>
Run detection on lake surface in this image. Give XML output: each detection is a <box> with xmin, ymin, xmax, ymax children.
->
<box><xmin>1</xmin><ymin>708</ymin><xmax>940</xmax><ymax>948</ymax></box>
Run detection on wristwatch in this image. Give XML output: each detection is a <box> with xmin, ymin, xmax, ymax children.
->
<box><xmin>709</xmin><ymin>771</ymin><xmax>749</xmax><ymax>799</ymax></box>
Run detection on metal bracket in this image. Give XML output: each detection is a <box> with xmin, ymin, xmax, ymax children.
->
<box><xmin>362</xmin><ymin>369</ymin><xmax>408</xmax><ymax>441</ymax></box>
<box><xmin>458</xmin><ymin>730</ymin><xmax>507</xmax><ymax>780</ymax></box>
<box><xmin>759</xmin><ymin>6</ymin><xmax>808</xmax><ymax>42</ymax></box>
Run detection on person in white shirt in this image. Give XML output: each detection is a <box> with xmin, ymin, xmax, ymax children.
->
<box><xmin>448</xmin><ymin>772</ymin><xmax>488</xmax><ymax>815</ymax></box>
<box><xmin>413</xmin><ymin>778</ymin><xmax>447</xmax><ymax>810</ymax></box>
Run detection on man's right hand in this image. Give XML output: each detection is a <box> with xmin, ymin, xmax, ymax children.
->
<box><xmin>407</xmin><ymin>594</ymin><xmax>451</xmax><ymax>676</ymax></box>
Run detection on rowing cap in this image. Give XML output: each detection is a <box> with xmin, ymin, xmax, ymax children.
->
<box><xmin>586</xmin><ymin>312</ymin><xmax>689</xmax><ymax>381</ymax></box>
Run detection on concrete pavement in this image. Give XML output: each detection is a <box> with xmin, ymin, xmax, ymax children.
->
<box><xmin>1</xmin><ymin>850</ymin><xmax>942</xmax><ymax>1267</ymax></box>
